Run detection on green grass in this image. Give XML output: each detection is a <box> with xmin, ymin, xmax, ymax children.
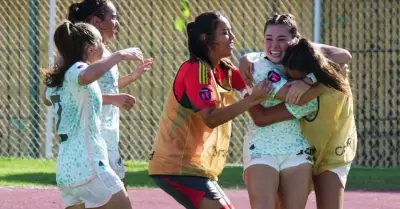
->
<box><xmin>1</xmin><ymin>158</ymin><xmax>400</xmax><ymax>191</ymax></box>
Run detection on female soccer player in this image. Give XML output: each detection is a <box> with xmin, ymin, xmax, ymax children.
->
<box><xmin>239</xmin><ymin>14</ymin><xmax>352</xmax><ymax>209</ymax></box>
<box><xmin>67</xmin><ymin>0</ymin><xmax>152</xmax><ymax>185</ymax></box>
<box><xmin>281</xmin><ymin>38</ymin><xmax>356</xmax><ymax>209</ymax></box>
<box><xmin>42</xmin><ymin>21</ymin><xmax>143</xmax><ymax>209</ymax></box>
<box><xmin>148</xmin><ymin>11</ymin><xmax>272</xmax><ymax>209</ymax></box>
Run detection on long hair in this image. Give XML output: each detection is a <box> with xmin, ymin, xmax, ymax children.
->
<box><xmin>43</xmin><ymin>21</ymin><xmax>100</xmax><ymax>87</ymax></box>
<box><xmin>282</xmin><ymin>38</ymin><xmax>349</xmax><ymax>93</ymax></box>
<box><xmin>186</xmin><ymin>11</ymin><xmax>235</xmax><ymax>71</ymax></box>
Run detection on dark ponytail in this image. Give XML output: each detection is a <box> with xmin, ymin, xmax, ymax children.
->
<box><xmin>43</xmin><ymin>21</ymin><xmax>100</xmax><ymax>87</ymax></box>
<box><xmin>186</xmin><ymin>11</ymin><xmax>234</xmax><ymax>71</ymax></box>
<box><xmin>67</xmin><ymin>3</ymin><xmax>82</xmax><ymax>23</ymax></box>
<box><xmin>186</xmin><ymin>22</ymin><xmax>198</xmax><ymax>60</ymax></box>
<box><xmin>67</xmin><ymin>0</ymin><xmax>108</xmax><ymax>23</ymax></box>
<box><xmin>282</xmin><ymin>38</ymin><xmax>349</xmax><ymax>93</ymax></box>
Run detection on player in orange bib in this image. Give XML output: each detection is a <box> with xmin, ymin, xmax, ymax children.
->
<box><xmin>148</xmin><ymin>11</ymin><xmax>273</xmax><ymax>209</ymax></box>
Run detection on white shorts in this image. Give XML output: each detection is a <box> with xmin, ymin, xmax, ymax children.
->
<box><xmin>243</xmin><ymin>149</ymin><xmax>314</xmax><ymax>172</ymax></box>
<box><xmin>328</xmin><ymin>163</ymin><xmax>351</xmax><ymax>188</ymax></box>
<box><xmin>108</xmin><ymin>151</ymin><xmax>126</xmax><ymax>179</ymax></box>
<box><xmin>60</xmin><ymin>169</ymin><xmax>125</xmax><ymax>209</ymax></box>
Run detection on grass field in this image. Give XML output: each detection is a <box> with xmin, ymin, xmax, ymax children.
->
<box><xmin>1</xmin><ymin>158</ymin><xmax>400</xmax><ymax>191</ymax></box>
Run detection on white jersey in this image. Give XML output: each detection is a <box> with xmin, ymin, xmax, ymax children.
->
<box><xmin>97</xmin><ymin>50</ymin><xmax>120</xmax><ymax>152</ymax></box>
<box><xmin>46</xmin><ymin>62</ymin><xmax>110</xmax><ymax>188</ymax></box>
<box><xmin>242</xmin><ymin>52</ymin><xmax>317</xmax><ymax>156</ymax></box>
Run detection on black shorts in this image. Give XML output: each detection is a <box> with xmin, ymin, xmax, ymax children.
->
<box><xmin>151</xmin><ymin>175</ymin><xmax>231</xmax><ymax>209</ymax></box>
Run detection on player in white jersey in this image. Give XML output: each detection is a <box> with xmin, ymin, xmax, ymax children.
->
<box><xmin>67</xmin><ymin>0</ymin><xmax>152</xmax><ymax>185</ymax></box>
<box><xmin>42</xmin><ymin>21</ymin><xmax>145</xmax><ymax>209</ymax></box>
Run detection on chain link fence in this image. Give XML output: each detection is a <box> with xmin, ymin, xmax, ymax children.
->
<box><xmin>0</xmin><ymin>0</ymin><xmax>398</xmax><ymax>167</ymax></box>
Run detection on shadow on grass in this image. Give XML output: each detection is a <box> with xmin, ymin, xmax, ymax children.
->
<box><xmin>0</xmin><ymin>172</ymin><xmax>56</xmax><ymax>186</ymax></box>
<box><xmin>2</xmin><ymin>167</ymin><xmax>400</xmax><ymax>191</ymax></box>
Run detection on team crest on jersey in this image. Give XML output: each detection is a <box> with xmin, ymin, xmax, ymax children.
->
<box><xmin>267</xmin><ymin>71</ymin><xmax>281</xmax><ymax>83</ymax></box>
<box><xmin>199</xmin><ymin>87</ymin><xmax>212</xmax><ymax>100</ymax></box>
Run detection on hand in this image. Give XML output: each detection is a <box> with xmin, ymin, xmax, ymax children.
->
<box><xmin>129</xmin><ymin>58</ymin><xmax>153</xmax><ymax>79</ymax></box>
<box><xmin>248</xmin><ymin>79</ymin><xmax>273</xmax><ymax>105</ymax></box>
<box><xmin>111</xmin><ymin>93</ymin><xmax>136</xmax><ymax>110</ymax></box>
<box><xmin>117</xmin><ymin>47</ymin><xmax>143</xmax><ymax>62</ymax></box>
<box><xmin>285</xmin><ymin>80</ymin><xmax>311</xmax><ymax>104</ymax></box>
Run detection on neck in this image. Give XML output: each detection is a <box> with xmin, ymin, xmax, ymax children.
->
<box><xmin>208</xmin><ymin>51</ymin><xmax>221</xmax><ymax>69</ymax></box>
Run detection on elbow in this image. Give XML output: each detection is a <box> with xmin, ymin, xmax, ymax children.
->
<box><xmin>203</xmin><ymin>118</ymin><xmax>219</xmax><ymax>129</ymax></box>
<box><xmin>342</xmin><ymin>50</ymin><xmax>353</xmax><ymax>63</ymax></box>
<box><xmin>334</xmin><ymin>49</ymin><xmax>352</xmax><ymax>64</ymax></box>
<box><xmin>252</xmin><ymin>117</ymin><xmax>271</xmax><ymax>127</ymax></box>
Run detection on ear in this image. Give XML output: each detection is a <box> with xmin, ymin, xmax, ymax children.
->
<box><xmin>89</xmin><ymin>16</ymin><xmax>102</xmax><ymax>27</ymax></box>
<box><xmin>85</xmin><ymin>45</ymin><xmax>97</xmax><ymax>56</ymax></box>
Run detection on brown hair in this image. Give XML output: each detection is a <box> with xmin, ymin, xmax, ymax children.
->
<box><xmin>282</xmin><ymin>38</ymin><xmax>348</xmax><ymax>93</ymax></box>
<box><xmin>43</xmin><ymin>21</ymin><xmax>101</xmax><ymax>87</ymax></box>
<box><xmin>186</xmin><ymin>11</ymin><xmax>235</xmax><ymax>71</ymax></box>
<box><xmin>263</xmin><ymin>13</ymin><xmax>300</xmax><ymax>38</ymax></box>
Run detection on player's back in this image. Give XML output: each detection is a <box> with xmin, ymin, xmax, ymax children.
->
<box><xmin>47</xmin><ymin>62</ymin><xmax>111</xmax><ymax>188</ymax></box>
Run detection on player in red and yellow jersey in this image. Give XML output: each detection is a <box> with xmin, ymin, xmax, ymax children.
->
<box><xmin>148</xmin><ymin>11</ymin><xmax>272</xmax><ymax>209</ymax></box>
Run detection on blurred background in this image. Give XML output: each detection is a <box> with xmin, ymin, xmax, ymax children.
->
<box><xmin>0</xmin><ymin>0</ymin><xmax>399</xmax><ymax>169</ymax></box>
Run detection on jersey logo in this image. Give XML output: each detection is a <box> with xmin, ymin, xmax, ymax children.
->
<box><xmin>198</xmin><ymin>62</ymin><xmax>209</xmax><ymax>84</ymax></box>
<box><xmin>199</xmin><ymin>87</ymin><xmax>212</xmax><ymax>100</ymax></box>
<box><xmin>267</xmin><ymin>71</ymin><xmax>281</xmax><ymax>83</ymax></box>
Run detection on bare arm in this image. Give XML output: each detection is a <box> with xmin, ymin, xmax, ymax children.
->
<box><xmin>248</xmin><ymin>103</ymin><xmax>294</xmax><ymax>127</ymax></box>
<box><xmin>102</xmin><ymin>94</ymin><xmax>115</xmax><ymax>105</ymax></box>
<box><xmin>199</xmin><ymin>95</ymin><xmax>262</xmax><ymax>129</ymax></box>
<box><xmin>118</xmin><ymin>59</ymin><xmax>153</xmax><ymax>89</ymax></box>
<box><xmin>78</xmin><ymin>52</ymin><xmax>123</xmax><ymax>86</ymax></box>
<box><xmin>313</xmin><ymin>43</ymin><xmax>352</xmax><ymax>64</ymax></box>
<box><xmin>274</xmin><ymin>82</ymin><xmax>326</xmax><ymax>106</ymax></box>
<box><xmin>79</xmin><ymin>48</ymin><xmax>143</xmax><ymax>86</ymax></box>
<box><xmin>118</xmin><ymin>75</ymin><xmax>136</xmax><ymax>89</ymax></box>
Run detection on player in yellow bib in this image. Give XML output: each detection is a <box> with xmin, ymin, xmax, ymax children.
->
<box><xmin>282</xmin><ymin>38</ymin><xmax>356</xmax><ymax>209</ymax></box>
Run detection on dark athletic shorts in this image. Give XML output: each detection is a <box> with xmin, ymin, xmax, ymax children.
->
<box><xmin>151</xmin><ymin>175</ymin><xmax>233</xmax><ymax>209</ymax></box>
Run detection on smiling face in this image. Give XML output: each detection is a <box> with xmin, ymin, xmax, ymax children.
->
<box><xmin>264</xmin><ymin>24</ymin><xmax>297</xmax><ymax>64</ymax></box>
<box><xmin>90</xmin><ymin>1</ymin><xmax>119</xmax><ymax>43</ymax></box>
<box><xmin>209</xmin><ymin>16</ymin><xmax>236</xmax><ymax>60</ymax></box>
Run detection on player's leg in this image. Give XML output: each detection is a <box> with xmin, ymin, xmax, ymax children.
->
<box><xmin>151</xmin><ymin>175</ymin><xmax>233</xmax><ymax>209</ymax></box>
<box><xmin>243</xmin><ymin>155</ymin><xmax>280</xmax><ymax>209</ymax></box>
<box><xmin>313</xmin><ymin>164</ymin><xmax>351</xmax><ymax>209</ymax></box>
<box><xmin>198</xmin><ymin>181</ymin><xmax>234</xmax><ymax>209</ymax></box>
<box><xmin>278</xmin><ymin>149</ymin><xmax>313</xmax><ymax>209</ymax></box>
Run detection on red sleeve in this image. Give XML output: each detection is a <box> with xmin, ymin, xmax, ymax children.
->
<box><xmin>174</xmin><ymin>61</ymin><xmax>217</xmax><ymax>112</ymax></box>
<box><xmin>231</xmin><ymin>67</ymin><xmax>246</xmax><ymax>90</ymax></box>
